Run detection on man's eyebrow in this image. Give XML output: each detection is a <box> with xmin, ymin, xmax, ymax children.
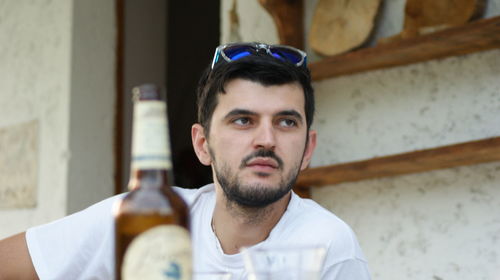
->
<box><xmin>223</xmin><ymin>109</ymin><xmax>257</xmax><ymax>119</ymax></box>
<box><xmin>223</xmin><ymin>109</ymin><xmax>304</xmax><ymax>124</ymax></box>
<box><xmin>275</xmin><ymin>110</ymin><xmax>304</xmax><ymax>124</ymax></box>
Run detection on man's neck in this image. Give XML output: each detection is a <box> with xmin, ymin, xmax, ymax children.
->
<box><xmin>211</xmin><ymin>190</ymin><xmax>291</xmax><ymax>255</ymax></box>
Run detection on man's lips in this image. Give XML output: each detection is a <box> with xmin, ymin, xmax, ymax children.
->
<box><xmin>245</xmin><ymin>157</ymin><xmax>279</xmax><ymax>169</ymax></box>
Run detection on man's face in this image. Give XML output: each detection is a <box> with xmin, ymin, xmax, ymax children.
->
<box><xmin>202</xmin><ymin>78</ymin><xmax>316</xmax><ymax>207</ymax></box>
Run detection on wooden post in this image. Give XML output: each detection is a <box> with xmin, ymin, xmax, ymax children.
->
<box><xmin>258</xmin><ymin>0</ymin><xmax>304</xmax><ymax>49</ymax></box>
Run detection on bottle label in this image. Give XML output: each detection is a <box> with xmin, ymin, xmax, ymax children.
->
<box><xmin>132</xmin><ymin>101</ymin><xmax>172</xmax><ymax>170</ymax></box>
<box><xmin>122</xmin><ymin>225</ymin><xmax>192</xmax><ymax>280</ymax></box>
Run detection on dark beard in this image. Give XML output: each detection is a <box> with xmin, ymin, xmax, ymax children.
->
<box><xmin>212</xmin><ymin>148</ymin><xmax>302</xmax><ymax>208</ymax></box>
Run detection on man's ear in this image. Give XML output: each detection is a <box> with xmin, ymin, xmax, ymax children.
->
<box><xmin>300</xmin><ymin>129</ymin><xmax>317</xmax><ymax>171</ymax></box>
<box><xmin>191</xmin><ymin>123</ymin><xmax>212</xmax><ymax>166</ymax></box>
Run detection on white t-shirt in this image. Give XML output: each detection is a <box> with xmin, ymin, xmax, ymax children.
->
<box><xmin>26</xmin><ymin>184</ymin><xmax>371</xmax><ymax>279</ymax></box>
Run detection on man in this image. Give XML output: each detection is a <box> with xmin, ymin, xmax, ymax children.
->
<box><xmin>0</xmin><ymin>43</ymin><xmax>371</xmax><ymax>279</ymax></box>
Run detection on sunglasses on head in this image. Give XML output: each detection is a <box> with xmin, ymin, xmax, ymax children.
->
<box><xmin>211</xmin><ymin>42</ymin><xmax>307</xmax><ymax>69</ymax></box>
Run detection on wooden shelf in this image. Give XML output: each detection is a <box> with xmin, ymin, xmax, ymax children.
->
<box><xmin>309</xmin><ymin>15</ymin><xmax>500</xmax><ymax>81</ymax></box>
<box><xmin>295</xmin><ymin>137</ymin><xmax>500</xmax><ymax>188</ymax></box>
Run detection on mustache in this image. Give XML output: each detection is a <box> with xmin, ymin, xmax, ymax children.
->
<box><xmin>239</xmin><ymin>149</ymin><xmax>284</xmax><ymax>169</ymax></box>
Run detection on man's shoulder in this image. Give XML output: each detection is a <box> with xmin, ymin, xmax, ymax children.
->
<box><xmin>60</xmin><ymin>184</ymin><xmax>215</xmax><ymax>218</ymax></box>
<box><xmin>283</xmin><ymin>194</ymin><xmax>361</xmax><ymax>251</ymax></box>
<box><xmin>279</xmin><ymin>194</ymin><xmax>368</xmax><ymax>266</ymax></box>
<box><xmin>289</xmin><ymin>193</ymin><xmax>350</xmax><ymax>230</ymax></box>
<box><xmin>173</xmin><ymin>183</ymin><xmax>215</xmax><ymax>206</ymax></box>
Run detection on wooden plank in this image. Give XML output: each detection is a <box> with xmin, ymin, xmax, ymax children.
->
<box><xmin>258</xmin><ymin>0</ymin><xmax>304</xmax><ymax>49</ymax></box>
<box><xmin>115</xmin><ymin>0</ymin><xmax>125</xmax><ymax>194</ymax></box>
<box><xmin>309</xmin><ymin>15</ymin><xmax>500</xmax><ymax>81</ymax></box>
<box><xmin>295</xmin><ymin>137</ymin><xmax>500</xmax><ymax>188</ymax></box>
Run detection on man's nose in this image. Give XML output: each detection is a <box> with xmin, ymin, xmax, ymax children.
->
<box><xmin>253</xmin><ymin>122</ymin><xmax>276</xmax><ymax>150</ymax></box>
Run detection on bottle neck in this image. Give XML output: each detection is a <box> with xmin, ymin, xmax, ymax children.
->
<box><xmin>130</xmin><ymin>100</ymin><xmax>173</xmax><ymax>172</ymax></box>
<box><xmin>128</xmin><ymin>169</ymin><xmax>170</xmax><ymax>191</ymax></box>
<box><xmin>129</xmin><ymin>99</ymin><xmax>173</xmax><ymax>191</ymax></box>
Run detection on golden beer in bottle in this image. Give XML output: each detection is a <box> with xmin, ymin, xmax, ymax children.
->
<box><xmin>114</xmin><ymin>84</ymin><xmax>191</xmax><ymax>280</ymax></box>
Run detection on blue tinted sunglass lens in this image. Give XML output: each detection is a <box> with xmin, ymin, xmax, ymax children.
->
<box><xmin>230</xmin><ymin>51</ymin><xmax>252</xmax><ymax>60</ymax></box>
<box><xmin>223</xmin><ymin>46</ymin><xmax>254</xmax><ymax>61</ymax></box>
<box><xmin>270</xmin><ymin>48</ymin><xmax>302</xmax><ymax>64</ymax></box>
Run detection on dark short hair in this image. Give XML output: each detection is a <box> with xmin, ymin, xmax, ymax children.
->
<box><xmin>196</xmin><ymin>52</ymin><xmax>315</xmax><ymax>136</ymax></box>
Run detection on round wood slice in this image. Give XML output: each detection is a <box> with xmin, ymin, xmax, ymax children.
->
<box><xmin>401</xmin><ymin>0</ymin><xmax>485</xmax><ymax>38</ymax></box>
<box><xmin>309</xmin><ymin>0</ymin><xmax>382</xmax><ymax>56</ymax></box>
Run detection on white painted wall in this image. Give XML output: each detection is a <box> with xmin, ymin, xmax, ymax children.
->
<box><xmin>0</xmin><ymin>0</ymin><xmax>115</xmax><ymax>238</ymax></box>
<box><xmin>312</xmin><ymin>49</ymin><xmax>500</xmax><ymax>279</ymax></box>
<box><xmin>220</xmin><ymin>0</ymin><xmax>500</xmax><ymax>279</ymax></box>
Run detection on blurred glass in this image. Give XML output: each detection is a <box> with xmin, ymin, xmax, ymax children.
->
<box><xmin>241</xmin><ymin>245</ymin><xmax>327</xmax><ymax>280</ymax></box>
<box><xmin>193</xmin><ymin>271</ymin><xmax>233</xmax><ymax>280</ymax></box>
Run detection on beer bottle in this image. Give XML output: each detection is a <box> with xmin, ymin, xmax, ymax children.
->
<box><xmin>114</xmin><ymin>84</ymin><xmax>191</xmax><ymax>280</ymax></box>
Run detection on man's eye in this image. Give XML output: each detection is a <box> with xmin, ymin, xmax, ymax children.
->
<box><xmin>233</xmin><ymin>117</ymin><xmax>251</xmax><ymax>126</ymax></box>
<box><xmin>279</xmin><ymin>119</ymin><xmax>297</xmax><ymax>128</ymax></box>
